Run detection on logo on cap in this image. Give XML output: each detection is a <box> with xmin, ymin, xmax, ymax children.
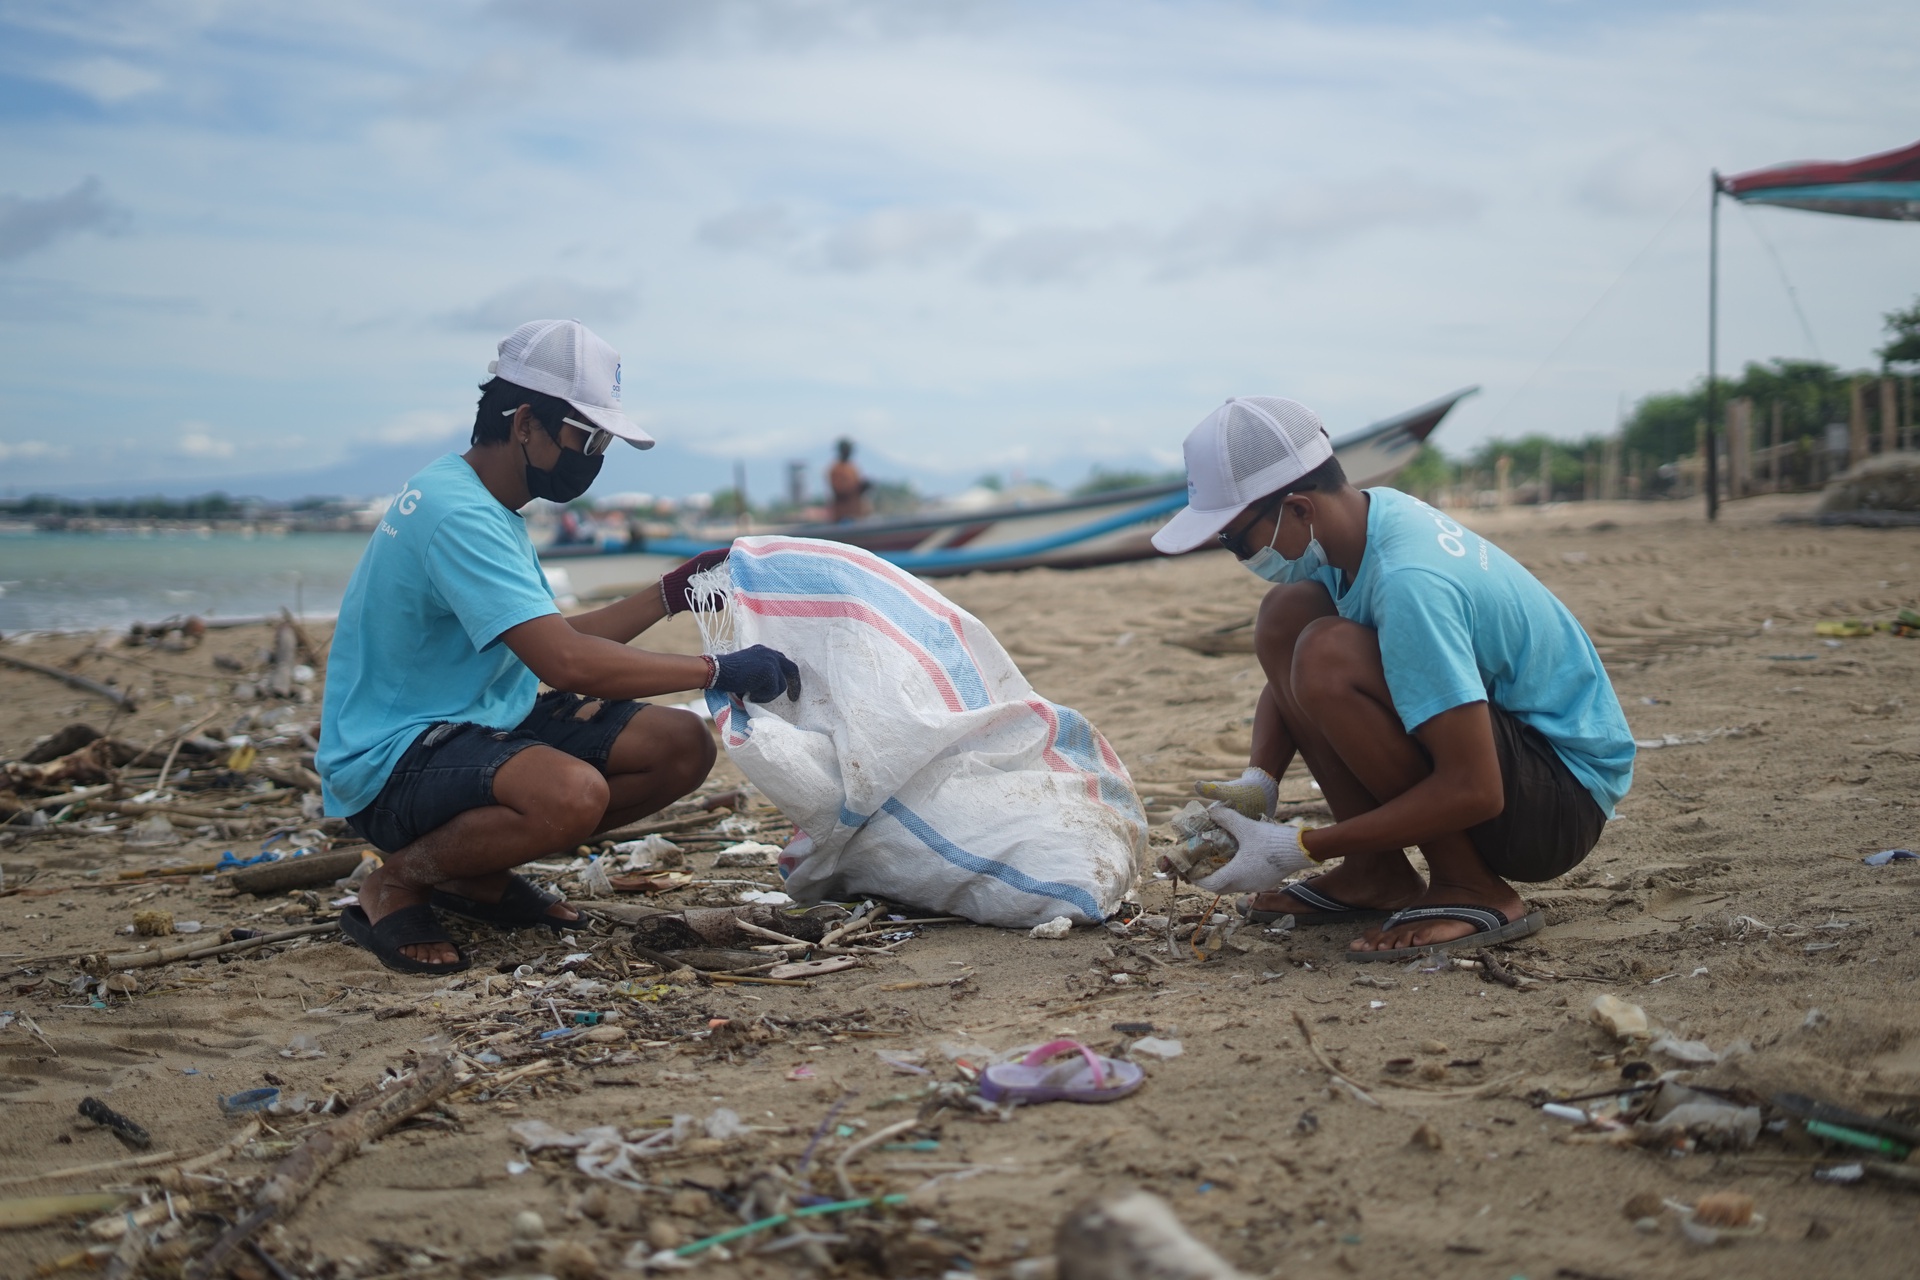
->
<box><xmin>611</xmin><ymin>361</ymin><xmax>622</xmax><ymax>404</ymax></box>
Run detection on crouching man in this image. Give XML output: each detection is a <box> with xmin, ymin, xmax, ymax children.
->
<box><xmin>1151</xmin><ymin>397</ymin><xmax>1634</xmax><ymax>959</ymax></box>
<box><xmin>318</xmin><ymin>319</ymin><xmax>796</xmax><ymax>974</ymax></box>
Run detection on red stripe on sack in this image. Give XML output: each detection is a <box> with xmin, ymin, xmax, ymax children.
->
<box><xmin>736</xmin><ymin>595</ymin><xmax>966</xmax><ymax>714</ymax></box>
<box><xmin>741</xmin><ymin>538</ymin><xmax>988</xmax><ymax>673</ymax></box>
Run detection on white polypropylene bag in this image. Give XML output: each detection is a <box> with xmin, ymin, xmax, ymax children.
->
<box><xmin>691</xmin><ymin>536</ymin><xmax>1145</xmax><ymax>928</ymax></box>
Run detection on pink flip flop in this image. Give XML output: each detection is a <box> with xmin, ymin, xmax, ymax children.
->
<box><xmin>977</xmin><ymin>1039</ymin><xmax>1146</xmax><ymax>1106</ymax></box>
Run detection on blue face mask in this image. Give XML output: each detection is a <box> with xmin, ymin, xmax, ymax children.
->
<box><xmin>1243</xmin><ymin>517</ymin><xmax>1327</xmax><ymax>585</ymax></box>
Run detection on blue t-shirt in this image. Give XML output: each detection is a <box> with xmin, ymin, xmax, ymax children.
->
<box><xmin>317</xmin><ymin>455</ymin><xmax>559</xmax><ymax>816</ymax></box>
<box><xmin>1324</xmin><ymin>488</ymin><xmax>1634</xmax><ymax>816</ymax></box>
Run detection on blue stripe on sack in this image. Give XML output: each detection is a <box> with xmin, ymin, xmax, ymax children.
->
<box><xmin>838</xmin><ymin>805</ymin><xmax>872</xmax><ymax>830</ymax></box>
<box><xmin>733</xmin><ymin>548</ymin><xmax>992</xmax><ymax>710</ymax></box>
<box><xmin>879</xmin><ymin>797</ymin><xmax>1102</xmax><ymax>920</ymax></box>
<box><xmin>1042</xmin><ymin>702</ymin><xmax>1143</xmax><ymax>818</ymax></box>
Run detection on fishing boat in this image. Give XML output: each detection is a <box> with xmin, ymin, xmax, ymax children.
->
<box><xmin>547</xmin><ymin>387</ymin><xmax>1476</xmax><ymax>578</ymax></box>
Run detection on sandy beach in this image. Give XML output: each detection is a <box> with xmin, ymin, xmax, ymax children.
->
<box><xmin>4</xmin><ymin>491</ymin><xmax>1919</xmax><ymax>1280</ymax></box>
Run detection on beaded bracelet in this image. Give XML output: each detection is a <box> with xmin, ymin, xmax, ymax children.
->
<box><xmin>700</xmin><ymin>654</ymin><xmax>718</xmax><ymax>689</ymax></box>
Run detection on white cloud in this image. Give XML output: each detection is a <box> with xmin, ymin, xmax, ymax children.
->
<box><xmin>818</xmin><ymin>208</ymin><xmax>978</xmax><ymax>272</ymax></box>
<box><xmin>488</xmin><ymin>0</ymin><xmax>982</xmax><ymax>58</ymax></box>
<box><xmin>0</xmin><ymin>439</ymin><xmax>67</xmax><ymax>461</ymax></box>
<box><xmin>364</xmin><ymin>409</ymin><xmax>466</xmax><ymax>445</ymax></box>
<box><xmin>697</xmin><ymin>203</ymin><xmax>799</xmax><ymax>253</ymax></box>
<box><xmin>177</xmin><ymin>428</ymin><xmax>235</xmax><ymax>459</ymax></box>
<box><xmin>441</xmin><ymin>278</ymin><xmax>640</xmax><ymax>332</ymax></box>
<box><xmin>41</xmin><ymin>57</ymin><xmax>164</xmax><ymax>105</ymax></box>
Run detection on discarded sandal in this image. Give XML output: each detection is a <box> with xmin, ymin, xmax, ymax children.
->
<box><xmin>1238</xmin><ymin>878</ymin><xmax>1392</xmax><ymax>926</ymax></box>
<box><xmin>1345</xmin><ymin>904</ymin><xmax>1545</xmax><ymax>964</ymax></box>
<box><xmin>978</xmin><ymin>1039</ymin><xmax>1145</xmax><ymax>1106</ymax></box>
<box><xmin>430</xmin><ymin>873</ymin><xmax>574</xmax><ymax>934</ymax></box>
<box><xmin>339</xmin><ymin>904</ymin><xmax>470</xmax><ymax>975</ymax></box>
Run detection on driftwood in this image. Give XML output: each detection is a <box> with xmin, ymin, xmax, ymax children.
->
<box><xmin>226</xmin><ymin>849</ymin><xmax>366</xmax><ymax>896</ymax></box>
<box><xmin>93</xmin><ymin>922</ymin><xmax>337</xmax><ymax>972</ymax></box>
<box><xmin>1055</xmin><ymin>1190</ymin><xmax>1254</xmax><ymax>1280</ymax></box>
<box><xmin>599</xmin><ymin>809</ymin><xmax>738</xmax><ymax>840</ymax></box>
<box><xmin>185</xmin><ymin>1055</ymin><xmax>457</xmax><ymax>1280</ymax></box>
<box><xmin>0</xmin><ymin>652</ymin><xmax>138</xmax><ymax>710</ymax></box>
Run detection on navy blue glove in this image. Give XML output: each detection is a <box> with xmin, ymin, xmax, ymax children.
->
<box><xmin>711</xmin><ymin>645</ymin><xmax>801</xmax><ymax>704</ymax></box>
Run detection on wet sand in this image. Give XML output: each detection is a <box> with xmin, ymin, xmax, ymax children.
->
<box><xmin>3</xmin><ymin>491</ymin><xmax>1919</xmax><ymax>1279</ymax></box>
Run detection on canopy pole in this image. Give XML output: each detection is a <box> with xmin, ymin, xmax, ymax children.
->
<box><xmin>1705</xmin><ymin>171</ymin><xmax>1721</xmax><ymax>521</ymax></box>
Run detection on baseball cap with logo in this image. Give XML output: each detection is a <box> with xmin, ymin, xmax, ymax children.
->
<box><xmin>1151</xmin><ymin>397</ymin><xmax>1334</xmax><ymax>554</ymax></box>
<box><xmin>488</xmin><ymin>319</ymin><xmax>654</xmax><ymax>450</ymax></box>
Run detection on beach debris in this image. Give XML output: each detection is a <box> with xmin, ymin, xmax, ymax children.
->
<box><xmin>76</xmin><ymin>1097</ymin><xmax>151</xmax><ymax>1149</ymax></box>
<box><xmin>124</xmin><ymin>814</ymin><xmax>182</xmax><ymax>848</ymax></box>
<box><xmin>1541</xmin><ymin>1103</ymin><xmax>1589</xmax><ymax>1123</ymax></box>
<box><xmin>1668</xmin><ymin>1192</ymin><xmax>1764</xmax><ymax>1246</ymax></box>
<box><xmin>579</xmin><ymin>856</ymin><xmax>615</xmax><ymax>898</ymax></box>
<box><xmin>1773</xmin><ymin>1091</ymin><xmax>1920</xmax><ymax>1160</ymax></box>
<box><xmin>1650</xmin><ymin>1033</ymin><xmax>1749</xmax><ymax>1066</ymax></box>
<box><xmin>0</xmin><ymin>651</ymin><xmax>137</xmax><ymax>710</ymax></box>
<box><xmin>0</xmin><ymin>1192</ymin><xmax>126</xmax><ymax>1230</ymax></box>
<box><xmin>1588</xmin><ymin>994</ymin><xmax>1651</xmax><ymax>1042</ymax></box>
<box><xmin>1054</xmin><ymin>1189</ymin><xmax>1255</xmax><ymax>1280</ymax></box>
<box><xmin>1129</xmin><ymin>1037</ymin><xmax>1184</xmax><ymax>1060</ymax></box>
<box><xmin>219</xmin><ymin>1088</ymin><xmax>281</xmax><ymax>1116</ymax></box>
<box><xmin>227</xmin><ymin>848</ymin><xmax>366</xmax><ymax>894</ymax></box>
<box><xmin>1029</xmin><ymin>916</ymin><xmax>1073</xmax><ymax>940</ymax></box>
<box><xmin>767</xmin><ymin>956</ymin><xmax>858</xmax><ymax>980</ymax></box>
<box><xmin>132</xmin><ymin>909</ymin><xmax>175</xmax><ymax>936</ymax></box>
<box><xmin>185</xmin><ymin>1055</ymin><xmax>457</xmax><ymax>1280</ymax></box>
<box><xmin>1633</xmin><ymin>723</ymin><xmax>1761</xmax><ymax>750</ymax></box>
<box><xmin>1863</xmin><ymin>848</ymin><xmax>1917</xmax><ymax>866</ymax></box>
<box><xmin>1410</xmin><ymin>1122</ymin><xmax>1444</xmax><ymax>1151</ymax></box>
<box><xmin>93</xmin><ymin>921</ymin><xmax>337</xmax><ymax>972</ymax></box>
<box><xmin>739</xmin><ymin>889</ymin><xmax>794</xmax><ymax>906</ymax></box>
<box><xmin>714</xmin><ymin>840</ymin><xmax>782</xmax><ymax>867</ymax></box>
<box><xmin>1639</xmin><ymin>1083</ymin><xmax>1761</xmax><ymax>1151</ymax></box>
<box><xmin>511</xmin><ymin>1114</ymin><xmax>718</xmax><ymax>1187</ymax></box>
<box><xmin>1159</xmin><ymin>802</ymin><xmax>1238</xmax><ymax>879</ymax></box>
<box><xmin>280</xmin><ymin>1034</ymin><xmax>324</xmax><ymax>1060</ymax></box>
<box><xmin>609</xmin><ymin>833</ymin><xmax>684</xmax><ymax>869</ymax></box>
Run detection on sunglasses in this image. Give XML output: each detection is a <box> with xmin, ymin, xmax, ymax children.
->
<box><xmin>1217</xmin><ymin>496</ymin><xmax>1282</xmax><ymax>559</ymax></box>
<box><xmin>502</xmin><ymin>408</ymin><xmax>614</xmax><ymax>456</ymax></box>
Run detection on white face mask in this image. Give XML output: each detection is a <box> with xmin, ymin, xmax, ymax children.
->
<box><xmin>1243</xmin><ymin>514</ymin><xmax>1327</xmax><ymax>585</ymax></box>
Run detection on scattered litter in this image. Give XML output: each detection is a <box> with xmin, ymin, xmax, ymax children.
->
<box><xmin>875</xmin><ymin>1049</ymin><xmax>931</xmax><ymax>1076</ymax></box>
<box><xmin>1668</xmin><ymin>1192</ymin><xmax>1763</xmax><ymax>1246</ymax></box>
<box><xmin>768</xmin><ymin>956</ymin><xmax>858</xmax><ymax>980</ymax></box>
<box><xmin>1028</xmin><ymin>916</ymin><xmax>1072</xmax><ymax>940</ymax></box>
<box><xmin>1814</xmin><ymin>1163</ymin><xmax>1865</xmax><ymax>1184</ymax></box>
<box><xmin>174</xmin><ymin>920</ymin><xmax>203</xmax><ymax>934</ymax></box>
<box><xmin>713</xmin><ymin>841</ymin><xmax>781</xmax><ymax>868</ymax></box>
<box><xmin>739</xmin><ymin>889</ymin><xmax>794</xmax><ymax>907</ymax></box>
<box><xmin>1542</xmin><ymin>1103</ymin><xmax>1589</xmax><ymax>1123</ymax></box>
<box><xmin>1640</xmin><ymin>1083</ymin><xmax>1762</xmax><ymax>1151</ymax></box>
<box><xmin>608</xmin><ymin>834</ymin><xmax>684</xmax><ymax>870</ymax></box>
<box><xmin>1128</xmin><ymin>1037</ymin><xmax>1184</xmax><ymax>1060</ymax></box>
<box><xmin>124</xmin><ymin>814</ymin><xmax>182</xmax><ymax>848</ymax></box>
<box><xmin>785</xmin><ymin>1065</ymin><xmax>817</xmax><ymax>1081</ymax></box>
<box><xmin>579</xmin><ymin>857</ymin><xmax>614</xmax><ymax>898</ymax></box>
<box><xmin>1650</xmin><ymin>1033</ymin><xmax>1744</xmax><ymax>1066</ymax></box>
<box><xmin>510</xmin><ymin>1116</ymin><xmax>703</xmax><ymax>1188</ymax></box>
<box><xmin>1863</xmin><ymin>848</ymin><xmax>1917</xmax><ymax>866</ymax></box>
<box><xmin>1588</xmin><ymin>994</ymin><xmax>1651</xmax><ymax>1042</ymax></box>
<box><xmin>132</xmin><ymin>909</ymin><xmax>174</xmax><ymax>936</ymax></box>
<box><xmin>279</xmin><ymin>1034</ymin><xmax>324</xmax><ymax>1060</ymax></box>
<box><xmin>1633</xmin><ymin>724</ymin><xmax>1761</xmax><ymax>750</ymax></box>
<box><xmin>218</xmin><ymin>1088</ymin><xmax>279</xmax><ymax>1115</ymax></box>
<box><xmin>77</xmin><ymin>1097</ymin><xmax>150</xmax><ymax>1149</ymax></box>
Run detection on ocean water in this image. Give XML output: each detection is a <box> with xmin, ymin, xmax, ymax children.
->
<box><xmin>0</xmin><ymin>531</ymin><xmax>374</xmax><ymax>634</ymax></box>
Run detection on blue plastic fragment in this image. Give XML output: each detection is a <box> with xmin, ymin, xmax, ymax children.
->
<box><xmin>1863</xmin><ymin>849</ymin><xmax>1917</xmax><ymax>866</ymax></box>
<box><xmin>219</xmin><ymin>1087</ymin><xmax>279</xmax><ymax>1115</ymax></box>
<box><xmin>538</xmin><ymin>1027</ymin><xmax>577</xmax><ymax>1041</ymax></box>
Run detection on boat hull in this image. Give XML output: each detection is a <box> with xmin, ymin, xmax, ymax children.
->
<box><xmin>548</xmin><ymin>387</ymin><xmax>1475</xmax><ymax>577</ymax></box>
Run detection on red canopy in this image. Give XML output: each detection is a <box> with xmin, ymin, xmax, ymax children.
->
<box><xmin>1720</xmin><ymin>139</ymin><xmax>1920</xmax><ymax>220</ymax></box>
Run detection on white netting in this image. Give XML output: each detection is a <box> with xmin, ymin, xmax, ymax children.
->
<box><xmin>686</xmin><ymin>562</ymin><xmax>736</xmax><ymax>655</ymax></box>
<box><xmin>1223</xmin><ymin>397</ymin><xmax>1325</xmax><ymax>483</ymax></box>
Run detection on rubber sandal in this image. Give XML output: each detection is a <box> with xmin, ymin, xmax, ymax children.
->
<box><xmin>977</xmin><ymin>1039</ymin><xmax>1146</xmax><ymax>1106</ymax></box>
<box><xmin>339</xmin><ymin>904</ymin><xmax>470</xmax><ymax>976</ymax></box>
<box><xmin>1238</xmin><ymin>878</ymin><xmax>1393</xmax><ymax>926</ymax></box>
<box><xmin>1344</xmin><ymin>904</ymin><xmax>1545</xmax><ymax>963</ymax></box>
<box><xmin>430</xmin><ymin>873</ymin><xmax>574</xmax><ymax>934</ymax></box>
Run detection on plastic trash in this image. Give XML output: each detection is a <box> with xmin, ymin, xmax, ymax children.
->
<box><xmin>579</xmin><ymin>857</ymin><xmax>614</xmax><ymax>898</ymax></box>
<box><xmin>1588</xmin><ymin>994</ymin><xmax>1651</xmax><ymax>1041</ymax></box>
<box><xmin>125</xmin><ymin>814</ymin><xmax>182</xmax><ymax>848</ymax></box>
<box><xmin>1028</xmin><ymin>916</ymin><xmax>1073</xmax><ymax>940</ymax></box>
<box><xmin>609</xmin><ymin>834</ymin><xmax>683</xmax><ymax>870</ymax></box>
<box><xmin>218</xmin><ymin>1087</ymin><xmax>279</xmax><ymax>1115</ymax></box>
<box><xmin>1128</xmin><ymin>1037</ymin><xmax>1184</xmax><ymax>1060</ymax></box>
<box><xmin>1650</xmin><ymin>1033</ymin><xmax>1721</xmax><ymax>1065</ymax></box>
<box><xmin>1667</xmin><ymin>1192</ymin><xmax>1763</xmax><ymax>1245</ymax></box>
<box><xmin>1541</xmin><ymin>1103</ymin><xmax>1589</xmax><ymax>1123</ymax></box>
<box><xmin>278</xmin><ymin>1034</ymin><xmax>324</xmax><ymax>1060</ymax></box>
<box><xmin>714</xmin><ymin>841</ymin><xmax>781</xmax><ymax>868</ymax></box>
<box><xmin>739</xmin><ymin>889</ymin><xmax>794</xmax><ymax>906</ymax></box>
<box><xmin>703</xmin><ymin>1108</ymin><xmax>749</xmax><ymax>1140</ymax></box>
<box><xmin>1863</xmin><ymin>848</ymin><xmax>1917</xmax><ymax>866</ymax></box>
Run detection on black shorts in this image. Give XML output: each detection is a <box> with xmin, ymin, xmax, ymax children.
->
<box><xmin>1465</xmin><ymin>705</ymin><xmax>1607</xmax><ymax>883</ymax></box>
<box><xmin>346</xmin><ymin>692</ymin><xmax>646</xmax><ymax>853</ymax></box>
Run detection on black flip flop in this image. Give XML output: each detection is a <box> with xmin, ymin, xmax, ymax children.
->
<box><xmin>1344</xmin><ymin>904</ymin><xmax>1545</xmax><ymax>963</ymax></box>
<box><xmin>1238</xmin><ymin>878</ymin><xmax>1393</xmax><ymax>926</ymax></box>
<box><xmin>339</xmin><ymin>904</ymin><xmax>470</xmax><ymax>976</ymax></box>
<box><xmin>430</xmin><ymin>873</ymin><xmax>574</xmax><ymax>934</ymax></box>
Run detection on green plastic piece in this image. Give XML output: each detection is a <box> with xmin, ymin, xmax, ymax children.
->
<box><xmin>1806</xmin><ymin>1118</ymin><xmax>1912</xmax><ymax>1159</ymax></box>
<box><xmin>675</xmin><ymin>1193</ymin><xmax>910</xmax><ymax>1257</ymax></box>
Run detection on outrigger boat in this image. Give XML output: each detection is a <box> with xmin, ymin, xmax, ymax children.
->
<box><xmin>547</xmin><ymin>387</ymin><xmax>1476</xmax><ymax>578</ymax></box>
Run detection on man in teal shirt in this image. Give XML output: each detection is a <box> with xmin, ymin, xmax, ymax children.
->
<box><xmin>319</xmin><ymin>319</ymin><xmax>797</xmax><ymax>973</ymax></box>
<box><xmin>1152</xmin><ymin>397</ymin><xmax>1633</xmax><ymax>959</ymax></box>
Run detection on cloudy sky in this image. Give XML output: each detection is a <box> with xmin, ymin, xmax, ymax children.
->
<box><xmin>1</xmin><ymin>0</ymin><xmax>1915</xmax><ymax>501</ymax></box>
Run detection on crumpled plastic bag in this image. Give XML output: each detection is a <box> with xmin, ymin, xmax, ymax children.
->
<box><xmin>511</xmin><ymin>1116</ymin><xmax>692</xmax><ymax>1187</ymax></box>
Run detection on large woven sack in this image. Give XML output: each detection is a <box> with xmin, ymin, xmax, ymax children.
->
<box><xmin>692</xmin><ymin>536</ymin><xmax>1144</xmax><ymax>928</ymax></box>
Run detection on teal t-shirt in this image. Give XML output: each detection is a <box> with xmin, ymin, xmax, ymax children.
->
<box><xmin>1324</xmin><ymin>488</ymin><xmax>1634</xmax><ymax>816</ymax></box>
<box><xmin>317</xmin><ymin>455</ymin><xmax>559</xmax><ymax>816</ymax></box>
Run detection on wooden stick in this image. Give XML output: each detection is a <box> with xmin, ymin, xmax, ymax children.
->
<box><xmin>107</xmin><ymin>790</ymin><xmax>294</xmax><ymax>821</ymax></box>
<box><xmin>1291</xmin><ymin>1010</ymin><xmax>1381</xmax><ymax>1108</ymax></box>
<box><xmin>184</xmin><ymin>1056</ymin><xmax>457</xmax><ymax>1280</ymax></box>
<box><xmin>0</xmin><ymin>1149</ymin><xmax>181</xmax><ymax>1189</ymax></box>
<box><xmin>95</xmin><ymin>922</ymin><xmax>336</xmax><ymax>972</ymax></box>
<box><xmin>0</xmin><ymin>653</ymin><xmax>137</xmax><ymax>710</ymax></box>
<box><xmin>153</xmin><ymin>707</ymin><xmax>226</xmax><ymax>793</ymax></box>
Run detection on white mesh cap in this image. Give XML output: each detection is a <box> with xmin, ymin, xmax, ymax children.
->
<box><xmin>1151</xmin><ymin>397</ymin><xmax>1334</xmax><ymax>554</ymax></box>
<box><xmin>488</xmin><ymin>319</ymin><xmax>654</xmax><ymax>450</ymax></box>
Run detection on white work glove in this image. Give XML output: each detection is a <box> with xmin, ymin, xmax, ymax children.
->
<box><xmin>1188</xmin><ymin>802</ymin><xmax>1317</xmax><ymax>893</ymax></box>
<box><xmin>1194</xmin><ymin>766</ymin><xmax>1278</xmax><ymax>821</ymax></box>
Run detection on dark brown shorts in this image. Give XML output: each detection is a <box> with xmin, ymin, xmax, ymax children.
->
<box><xmin>1465</xmin><ymin>705</ymin><xmax>1607</xmax><ymax>883</ymax></box>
